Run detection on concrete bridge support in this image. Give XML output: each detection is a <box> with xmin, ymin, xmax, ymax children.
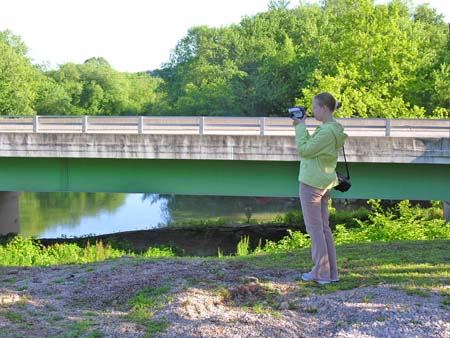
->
<box><xmin>444</xmin><ymin>201</ymin><xmax>450</xmax><ymax>222</ymax></box>
<box><xmin>0</xmin><ymin>192</ymin><xmax>20</xmax><ymax>235</ymax></box>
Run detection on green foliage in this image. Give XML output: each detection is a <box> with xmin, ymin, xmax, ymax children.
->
<box><xmin>1</xmin><ymin>1</ymin><xmax>449</xmax><ymax>117</ymax></box>
<box><xmin>274</xmin><ymin>206</ymin><xmax>369</xmax><ymax>231</ymax></box>
<box><xmin>128</xmin><ymin>285</ymin><xmax>171</xmax><ymax>311</ymax></box>
<box><xmin>141</xmin><ymin>246</ymin><xmax>174</xmax><ymax>258</ymax></box>
<box><xmin>334</xmin><ymin>199</ymin><xmax>450</xmax><ymax>244</ymax></box>
<box><xmin>0</xmin><ymin>236</ymin><xmax>123</xmax><ymax>266</ymax></box>
<box><xmin>162</xmin><ymin>0</ymin><xmax>448</xmax><ymax>117</ymax></box>
<box><xmin>253</xmin><ymin>229</ymin><xmax>311</xmax><ymax>254</ymax></box>
<box><xmin>127</xmin><ymin>286</ymin><xmax>170</xmax><ymax>336</ymax></box>
<box><xmin>167</xmin><ymin>217</ymin><xmax>228</xmax><ymax>228</ymax></box>
<box><xmin>45</xmin><ymin>59</ymin><xmax>163</xmax><ymax>116</ymax></box>
<box><xmin>252</xmin><ymin>199</ymin><xmax>449</xmax><ymax>255</ymax></box>
<box><xmin>0</xmin><ymin>235</ymin><xmax>173</xmax><ymax>266</ymax></box>
<box><xmin>236</xmin><ymin>235</ymin><xmax>251</xmax><ymax>256</ymax></box>
<box><xmin>0</xmin><ymin>30</ymin><xmax>41</xmax><ymax>115</ymax></box>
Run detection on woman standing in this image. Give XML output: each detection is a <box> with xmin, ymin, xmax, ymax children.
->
<box><xmin>292</xmin><ymin>92</ymin><xmax>347</xmax><ymax>285</ymax></box>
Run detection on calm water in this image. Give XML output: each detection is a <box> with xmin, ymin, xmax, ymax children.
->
<box><xmin>19</xmin><ymin>192</ymin><xmax>300</xmax><ymax>238</ymax></box>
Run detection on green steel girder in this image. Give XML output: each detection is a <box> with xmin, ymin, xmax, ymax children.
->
<box><xmin>0</xmin><ymin>157</ymin><xmax>448</xmax><ymax>200</ymax></box>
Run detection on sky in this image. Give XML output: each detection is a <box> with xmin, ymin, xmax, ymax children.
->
<box><xmin>1</xmin><ymin>0</ymin><xmax>449</xmax><ymax>73</ymax></box>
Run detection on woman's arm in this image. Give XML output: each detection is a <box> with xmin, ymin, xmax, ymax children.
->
<box><xmin>295</xmin><ymin>124</ymin><xmax>334</xmax><ymax>158</ymax></box>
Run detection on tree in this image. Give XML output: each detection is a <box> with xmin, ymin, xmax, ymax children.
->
<box><xmin>46</xmin><ymin>58</ymin><xmax>164</xmax><ymax>115</ymax></box>
<box><xmin>0</xmin><ymin>30</ymin><xmax>40</xmax><ymax>115</ymax></box>
<box><xmin>296</xmin><ymin>0</ymin><xmax>447</xmax><ymax>118</ymax></box>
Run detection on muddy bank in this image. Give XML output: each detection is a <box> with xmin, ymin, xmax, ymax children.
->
<box><xmin>39</xmin><ymin>224</ymin><xmax>302</xmax><ymax>256</ymax></box>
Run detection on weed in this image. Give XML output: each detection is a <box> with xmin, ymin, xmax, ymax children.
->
<box><xmin>305</xmin><ymin>307</ymin><xmax>318</xmax><ymax>314</ymax></box>
<box><xmin>287</xmin><ymin>301</ymin><xmax>298</xmax><ymax>310</ymax></box>
<box><xmin>404</xmin><ymin>288</ymin><xmax>431</xmax><ymax>298</ymax></box>
<box><xmin>236</xmin><ymin>236</ymin><xmax>250</xmax><ymax>256</ymax></box>
<box><xmin>126</xmin><ymin>286</ymin><xmax>171</xmax><ymax>336</ymax></box>
<box><xmin>362</xmin><ymin>293</ymin><xmax>374</xmax><ymax>303</ymax></box>
<box><xmin>64</xmin><ymin>320</ymin><xmax>92</xmax><ymax>337</ymax></box>
<box><xmin>5</xmin><ymin>311</ymin><xmax>23</xmax><ymax>323</ymax></box>
<box><xmin>50</xmin><ymin>315</ymin><xmax>64</xmax><ymax>322</ymax></box>
<box><xmin>376</xmin><ymin>315</ymin><xmax>388</xmax><ymax>322</ymax></box>
<box><xmin>143</xmin><ymin>319</ymin><xmax>168</xmax><ymax>337</ymax></box>
<box><xmin>252</xmin><ymin>303</ymin><xmax>272</xmax><ymax>314</ymax></box>
<box><xmin>217</xmin><ymin>247</ymin><xmax>224</xmax><ymax>258</ymax></box>
<box><xmin>442</xmin><ymin>296</ymin><xmax>450</xmax><ymax>307</ymax></box>
<box><xmin>87</xmin><ymin>330</ymin><xmax>105</xmax><ymax>338</ymax></box>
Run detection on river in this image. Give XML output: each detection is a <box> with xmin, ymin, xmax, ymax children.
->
<box><xmin>19</xmin><ymin>192</ymin><xmax>300</xmax><ymax>238</ymax></box>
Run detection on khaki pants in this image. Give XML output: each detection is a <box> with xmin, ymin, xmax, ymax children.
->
<box><xmin>300</xmin><ymin>183</ymin><xmax>338</xmax><ymax>281</ymax></box>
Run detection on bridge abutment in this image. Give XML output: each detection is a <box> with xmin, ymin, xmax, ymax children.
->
<box><xmin>0</xmin><ymin>192</ymin><xmax>20</xmax><ymax>235</ymax></box>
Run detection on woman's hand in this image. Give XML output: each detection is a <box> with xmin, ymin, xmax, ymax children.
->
<box><xmin>291</xmin><ymin>114</ymin><xmax>307</xmax><ymax>126</ymax></box>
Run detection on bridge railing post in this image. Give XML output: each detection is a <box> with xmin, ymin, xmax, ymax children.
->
<box><xmin>138</xmin><ymin>116</ymin><xmax>144</xmax><ymax>134</ymax></box>
<box><xmin>259</xmin><ymin>117</ymin><xmax>265</xmax><ymax>136</ymax></box>
<box><xmin>199</xmin><ymin>117</ymin><xmax>205</xmax><ymax>135</ymax></box>
<box><xmin>82</xmin><ymin>116</ymin><xmax>88</xmax><ymax>133</ymax></box>
<box><xmin>33</xmin><ymin>115</ymin><xmax>39</xmax><ymax>133</ymax></box>
<box><xmin>385</xmin><ymin>119</ymin><xmax>391</xmax><ymax>136</ymax></box>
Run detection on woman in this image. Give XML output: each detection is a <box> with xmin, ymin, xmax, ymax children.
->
<box><xmin>292</xmin><ymin>92</ymin><xmax>347</xmax><ymax>285</ymax></box>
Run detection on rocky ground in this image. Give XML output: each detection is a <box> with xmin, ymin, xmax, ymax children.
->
<box><xmin>1</xmin><ymin>256</ymin><xmax>449</xmax><ymax>338</ymax></box>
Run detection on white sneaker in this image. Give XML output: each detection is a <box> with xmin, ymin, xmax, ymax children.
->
<box><xmin>301</xmin><ymin>272</ymin><xmax>330</xmax><ymax>285</ymax></box>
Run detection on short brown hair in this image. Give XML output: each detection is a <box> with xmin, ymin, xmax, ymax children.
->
<box><xmin>314</xmin><ymin>92</ymin><xmax>342</xmax><ymax>112</ymax></box>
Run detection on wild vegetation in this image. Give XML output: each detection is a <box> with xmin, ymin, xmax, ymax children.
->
<box><xmin>1</xmin><ymin>199</ymin><xmax>448</xmax><ymax>266</ymax></box>
<box><xmin>1</xmin><ymin>0</ymin><xmax>449</xmax><ymax>118</ymax></box>
<box><xmin>1</xmin><ymin>200</ymin><xmax>449</xmax><ymax>337</ymax></box>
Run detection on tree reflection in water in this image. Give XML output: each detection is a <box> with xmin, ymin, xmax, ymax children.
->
<box><xmin>20</xmin><ymin>192</ymin><xmax>126</xmax><ymax>237</ymax></box>
<box><xmin>143</xmin><ymin>194</ymin><xmax>299</xmax><ymax>225</ymax></box>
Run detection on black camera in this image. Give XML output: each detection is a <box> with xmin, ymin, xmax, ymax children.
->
<box><xmin>288</xmin><ymin>106</ymin><xmax>307</xmax><ymax>119</ymax></box>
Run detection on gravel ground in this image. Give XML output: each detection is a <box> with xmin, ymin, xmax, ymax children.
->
<box><xmin>1</xmin><ymin>257</ymin><xmax>449</xmax><ymax>338</ymax></box>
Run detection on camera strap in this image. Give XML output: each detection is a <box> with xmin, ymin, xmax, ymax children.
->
<box><xmin>330</xmin><ymin>127</ymin><xmax>350</xmax><ymax>179</ymax></box>
<box><xmin>341</xmin><ymin>146</ymin><xmax>350</xmax><ymax>179</ymax></box>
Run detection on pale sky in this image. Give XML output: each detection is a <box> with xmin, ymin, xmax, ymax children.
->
<box><xmin>1</xmin><ymin>0</ymin><xmax>448</xmax><ymax>73</ymax></box>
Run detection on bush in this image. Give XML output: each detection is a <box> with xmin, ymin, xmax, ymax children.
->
<box><xmin>253</xmin><ymin>199</ymin><xmax>449</xmax><ymax>254</ymax></box>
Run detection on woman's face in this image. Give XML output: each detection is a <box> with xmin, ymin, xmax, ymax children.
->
<box><xmin>311</xmin><ymin>98</ymin><xmax>326</xmax><ymax>121</ymax></box>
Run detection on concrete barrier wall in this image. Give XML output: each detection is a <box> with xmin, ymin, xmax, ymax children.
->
<box><xmin>0</xmin><ymin>133</ymin><xmax>448</xmax><ymax>164</ymax></box>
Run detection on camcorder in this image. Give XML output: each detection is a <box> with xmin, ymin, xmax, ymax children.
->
<box><xmin>288</xmin><ymin>106</ymin><xmax>307</xmax><ymax>119</ymax></box>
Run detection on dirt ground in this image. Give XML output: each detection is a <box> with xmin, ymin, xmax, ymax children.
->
<box><xmin>1</xmin><ymin>256</ymin><xmax>449</xmax><ymax>338</ymax></box>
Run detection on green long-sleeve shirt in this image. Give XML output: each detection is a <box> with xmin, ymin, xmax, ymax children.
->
<box><xmin>295</xmin><ymin>122</ymin><xmax>348</xmax><ymax>190</ymax></box>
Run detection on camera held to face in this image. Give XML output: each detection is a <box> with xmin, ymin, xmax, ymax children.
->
<box><xmin>288</xmin><ymin>106</ymin><xmax>307</xmax><ymax>119</ymax></box>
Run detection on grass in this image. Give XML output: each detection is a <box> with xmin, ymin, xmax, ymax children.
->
<box><xmin>0</xmin><ymin>240</ymin><xmax>448</xmax><ymax>337</ymax></box>
<box><xmin>0</xmin><ymin>236</ymin><xmax>175</xmax><ymax>267</ymax></box>
<box><xmin>126</xmin><ymin>285</ymin><xmax>172</xmax><ymax>337</ymax></box>
<box><xmin>4</xmin><ymin>311</ymin><xmax>23</xmax><ymax>323</ymax></box>
<box><xmin>0</xmin><ymin>199</ymin><xmax>448</xmax><ymax>302</ymax></box>
<box><xmin>237</xmin><ymin>239</ymin><xmax>450</xmax><ymax>297</ymax></box>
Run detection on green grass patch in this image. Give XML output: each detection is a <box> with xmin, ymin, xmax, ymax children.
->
<box><xmin>126</xmin><ymin>286</ymin><xmax>171</xmax><ymax>337</ymax></box>
<box><xmin>4</xmin><ymin>310</ymin><xmax>23</xmax><ymax>323</ymax></box>
<box><xmin>239</xmin><ymin>239</ymin><xmax>450</xmax><ymax>295</ymax></box>
<box><xmin>0</xmin><ymin>236</ymin><xmax>174</xmax><ymax>267</ymax></box>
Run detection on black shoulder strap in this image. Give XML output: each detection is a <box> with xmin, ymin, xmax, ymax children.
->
<box><xmin>329</xmin><ymin>126</ymin><xmax>351</xmax><ymax>179</ymax></box>
<box><xmin>342</xmin><ymin>146</ymin><xmax>350</xmax><ymax>179</ymax></box>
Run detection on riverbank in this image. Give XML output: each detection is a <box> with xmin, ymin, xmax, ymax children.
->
<box><xmin>1</xmin><ymin>240</ymin><xmax>449</xmax><ymax>337</ymax></box>
<box><xmin>38</xmin><ymin>223</ymin><xmax>296</xmax><ymax>256</ymax></box>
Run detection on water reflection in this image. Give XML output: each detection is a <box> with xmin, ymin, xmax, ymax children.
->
<box><xmin>154</xmin><ymin>194</ymin><xmax>299</xmax><ymax>224</ymax></box>
<box><xmin>19</xmin><ymin>192</ymin><xmax>299</xmax><ymax>239</ymax></box>
<box><xmin>20</xmin><ymin>193</ymin><xmax>169</xmax><ymax>238</ymax></box>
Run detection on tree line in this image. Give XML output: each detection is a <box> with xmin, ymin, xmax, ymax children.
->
<box><xmin>1</xmin><ymin>0</ymin><xmax>449</xmax><ymax>119</ymax></box>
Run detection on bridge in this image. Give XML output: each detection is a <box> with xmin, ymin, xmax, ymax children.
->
<box><xmin>0</xmin><ymin>116</ymin><xmax>449</xmax><ymax>234</ymax></box>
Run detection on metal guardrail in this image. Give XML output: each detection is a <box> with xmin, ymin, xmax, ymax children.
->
<box><xmin>0</xmin><ymin>116</ymin><xmax>448</xmax><ymax>137</ymax></box>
